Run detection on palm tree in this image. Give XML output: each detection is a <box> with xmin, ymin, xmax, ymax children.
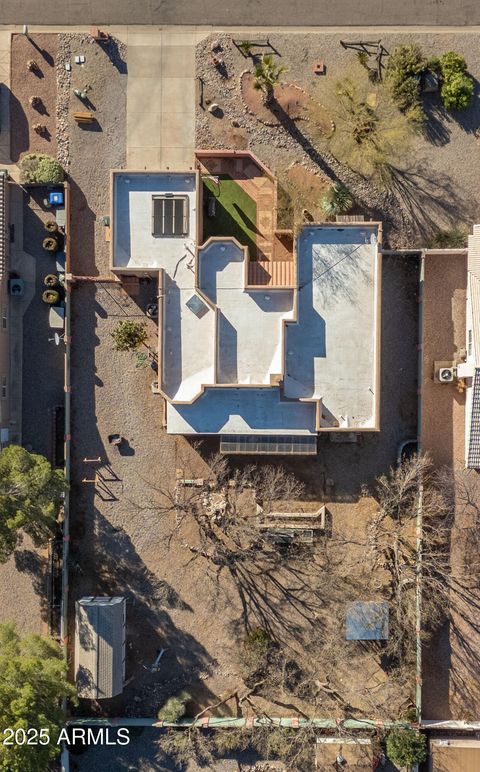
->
<box><xmin>253</xmin><ymin>54</ymin><xmax>288</xmax><ymax>106</ymax></box>
<box><xmin>321</xmin><ymin>182</ymin><xmax>354</xmax><ymax>218</ymax></box>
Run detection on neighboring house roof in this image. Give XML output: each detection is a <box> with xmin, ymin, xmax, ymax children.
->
<box><xmin>467</xmin><ymin>369</ymin><xmax>480</xmax><ymax>468</ymax></box>
<box><xmin>467</xmin><ymin>227</ymin><xmax>480</xmax><ymax>468</ymax></box>
<box><xmin>0</xmin><ymin>172</ymin><xmax>7</xmax><ymax>281</ymax></box>
<box><xmin>75</xmin><ymin>596</ymin><xmax>126</xmax><ymax>700</ymax></box>
<box><xmin>429</xmin><ymin>738</ymin><xmax>480</xmax><ymax>772</ymax></box>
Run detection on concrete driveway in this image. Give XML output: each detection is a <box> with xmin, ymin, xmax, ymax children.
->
<box><xmin>0</xmin><ymin>0</ymin><xmax>478</xmax><ymax>26</ymax></box>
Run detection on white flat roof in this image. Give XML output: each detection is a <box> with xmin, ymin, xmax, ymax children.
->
<box><xmin>112</xmin><ymin>172</ymin><xmax>197</xmax><ymax>271</ymax></box>
<box><xmin>199</xmin><ymin>240</ymin><xmax>294</xmax><ymax>385</ymax></box>
<box><xmin>166</xmin><ymin>387</ymin><xmax>317</xmax><ymax>435</ymax></box>
<box><xmin>284</xmin><ymin>225</ymin><xmax>379</xmax><ymax>429</ymax></box>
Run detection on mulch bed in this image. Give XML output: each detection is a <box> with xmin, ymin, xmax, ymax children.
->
<box><xmin>10</xmin><ymin>33</ymin><xmax>58</xmax><ymax>162</ymax></box>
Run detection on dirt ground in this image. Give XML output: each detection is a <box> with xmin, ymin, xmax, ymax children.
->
<box><xmin>10</xmin><ymin>33</ymin><xmax>58</xmax><ymax>162</ymax></box>
<box><xmin>68</xmin><ymin>254</ymin><xmax>419</xmax><ymax>720</ymax></box>
<box><xmin>196</xmin><ymin>32</ymin><xmax>480</xmax><ymax>248</ymax></box>
<box><xmin>420</xmin><ymin>251</ymin><xmax>480</xmax><ymax>721</ymax></box>
<box><xmin>0</xmin><ymin>535</ymin><xmax>48</xmax><ymax>635</ymax></box>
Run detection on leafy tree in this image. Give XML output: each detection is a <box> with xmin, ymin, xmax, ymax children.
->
<box><xmin>328</xmin><ymin>78</ymin><xmax>413</xmax><ymax>183</ymax></box>
<box><xmin>111</xmin><ymin>320</ymin><xmax>148</xmax><ymax>352</ymax></box>
<box><xmin>19</xmin><ymin>153</ymin><xmax>64</xmax><ymax>184</ymax></box>
<box><xmin>385</xmin><ymin>44</ymin><xmax>426</xmax><ymax>120</ymax></box>
<box><xmin>0</xmin><ymin>622</ymin><xmax>76</xmax><ymax>772</ymax></box>
<box><xmin>321</xmin><ymin>182</ymin><xmax>353</xmax><ymax>217</ymax></box>
<box><xmin>253</xmin><ymin>54</ymin><xmax>288</xmax><ymax>106</ymax></box>
<box><xmin>436</xmin><ymin>51</ymin><xmax>474</xmax><ymax>110</ymax></box>
<box><xmin>440</xmin><ymin>71</ymin><xmax>474</xmax><ymax>110</ymax></box>
<box><xmin>0</xmin><ymin>445</ymin><xmax>65</xmax><ymax>563</ymax></box>
<box><xmin>439</xmin><ymin>50</ymin><xmax>467</xmax><ymax>76</ymax></box>
<box><xmin>386</xmin><ymin>728</ymin><xmax>427</xmax><ymax>767</ymax></box>
<box><xmin>158</xmin><ymin>691</ymin><xmax>191</xmax><ymax>722</ymax></box>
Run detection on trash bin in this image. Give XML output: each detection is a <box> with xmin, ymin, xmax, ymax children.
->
<box><xmin>49</xmin><ymin>191</ymin><xmax>64</xmax><ymax>206</ymax></box>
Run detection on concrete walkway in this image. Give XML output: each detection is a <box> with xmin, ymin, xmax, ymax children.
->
<box><xmin>126</xmin><ymin>29</ymin><xmax>207</xmax><ymax>170</ymax></box>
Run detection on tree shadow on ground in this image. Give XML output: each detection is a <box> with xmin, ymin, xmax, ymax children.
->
<box><xmin>14</xmin><ymin>548</ymin><xmax>49</xmax><ymax>623</ymax></box>
<box><xmin>71</xmin><ymin>505</ymin><xmax>218</xmax><ymax>718</ymax></box>
<box><xmin>265</xmin><ymin>96</ymin><xmax>340</xmax><ymax>183</ymax></box>
<box><xmin>9</xmin><ymin>89</ymin><xmax>30</xmax><ymax>162</ymax></box>
<box><xmin>100</xmin><ymin>36</ymin><xmax>128</xmax><ymax>75</ymax></box>
<box><xmin>386</xmin><ymin>162</ymin><xmax>476</xmax><ymax>243</ymax></box>
<box><xmin>423</xmin><ymin>97</ymin><xmax>452</xmax><ymax>146</ymax></box>
<box><xmin>68</xmin><ymin>178</ymin><xmax>97</xmax><ymax>276</ymax></box>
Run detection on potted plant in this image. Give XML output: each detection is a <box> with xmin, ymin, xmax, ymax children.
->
<box><xmin>44</xmin><ymin>219</ymin><xmax>58</xmax><ymax>233</ymax></box>
<box><xmin>42</xmin><ymin>289</ymin><xmax>60</xmax><ymax>305</ymax></box>
<box><xmin>44</xmin><ymin>274</ymin><xmax>59</xmax><ymax>287</ymax></box>
<box><xmin>42</xmin><ymin>236</ymin><xmax>58</xmax><ymax>252</ymax></box>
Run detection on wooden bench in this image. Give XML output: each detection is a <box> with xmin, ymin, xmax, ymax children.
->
<box><xmin>73</xmin><ymin>111</ymin><xmax>94</xmax><ymax>124</ymax></box>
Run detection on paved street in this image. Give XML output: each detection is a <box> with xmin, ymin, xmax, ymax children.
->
<box><xmin>0</xmin><ymin>0</ymin><xmax>479</xmax><ymax>27</ymax></box>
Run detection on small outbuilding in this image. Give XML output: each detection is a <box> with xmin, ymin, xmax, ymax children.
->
<box><xmin>75</xmin><ymin>596</ymin><xmax>126</xmax><ymax>700</ymax></box>
<box><xmin>346</xmin><ymin>601</ymin><xmax>389</xmax><ymax>641</ymax></box>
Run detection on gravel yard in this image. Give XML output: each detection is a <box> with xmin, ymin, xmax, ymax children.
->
<box><xmin>196</xmin><ymin>32</ymin><xmax>480</xmax><ymax>248</ymax></box>
<box><xmin>10</xmin><ymin>33</ymin><xmax>58</xmax><ymax>162</ymax></box>
<box><xmin>67</xmin><ymin>270</ymin><xmax>417</xmax><ymax>720</ymax></box>
<box><xmin>57</xmin><ymin>34</ymin><xmax>127</xmax><ymax>276</ymax></box>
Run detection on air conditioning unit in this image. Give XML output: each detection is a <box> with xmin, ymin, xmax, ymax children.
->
<box><xmin>438</xmin><ymin>366</ymin><xmax>457</xmax><ymax>383</ymax></box>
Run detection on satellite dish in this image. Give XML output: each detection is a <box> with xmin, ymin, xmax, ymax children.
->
<box><xmin>48</xmin><ymin>332</ymin><xmax>64</xmax><ymax>345</ymax></box>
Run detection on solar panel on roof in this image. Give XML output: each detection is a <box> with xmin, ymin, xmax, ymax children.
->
<box><xmin>152</xmin><ymin>195</ymin><xmax>188</xmax><ymax>237</ymax></box>
<box><xmin>220</xmin><ymin>434</ymin><xmax>317</xmax><ymax>455</ymax></box>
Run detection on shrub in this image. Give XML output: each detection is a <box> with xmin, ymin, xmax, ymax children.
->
<box><xmin>385</xmin><ymin>44</ymin><xmax>426</xmax><ymax>119</ymax></box>
<box><xmin>440</xmin><ymin>71</ymin><xmax>474</xmax><ymax>110</ymax></box>
<box><xmin>19</xmin><ymin>153</ymin><xmax>64</xmax><ymax>184</ymax></box>
<box><xmin>357</xmin><ymin>51</ymin><xmax>369</xmax><ymax>68</ymax></box>
<box><xmin>386</xmin><ymin>728</ymin><xmax>427</xmax><ymax>767</ymax></box>
<box><xmin>157</xmin><ymin>691</ymin><xmax>190</xmax><ymax>723</ymax></box>
<box><xmin>45</xmin><ymin>219</ymin><xmax>59</xmax><ymax>233</ymax></box>
<box><xmin>111</xmin><ymin>320</ymin><xmax>148</xmax><ymax>352</ymax></box>
<box><xmin>427</xmin><ymin>55</ymin><xmax>441</xmax><ymax>74</ymax></box>
<box><xmin>42</xmin><ymin>236</ymin><xmax>58</xmax><ymax>252</ymax></box>
<box><xmin>245</xmin><ymin>627</ymin><xmax>270</xmax><ymax>655</ymax></box>
<box><xmin>440</xmin><ymin>50</ymin><xmax>467</xmax><ymax>76</ymax></box>
<box><xmin>239</xmin><ymin>40</ymin><xmax>253</xmax><ymax>56</ymax></box>
<box><xmin>428</xmin><ymin>227</ymin><xmax>467</xmax><ymax>249</ymax></box>
<box><xmin>42</xmin><ymin>289</ymin><xmax>60</xmax><ymax>305</ymax></box>
<box><xmin>44</xmin><ymin>274</ymin><xmax>59</xmax><ymax>287</ymax></box>
<box><xmin>321</xmin><ymin>182</ymin><xmax>353</xmax><ymax>217</ymax></box>
<box><xmin>241</xmin><ymin>627</ymin><xmax>271</xmax><ymax>677</ymax></box>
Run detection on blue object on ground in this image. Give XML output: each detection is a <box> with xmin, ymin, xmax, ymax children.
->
<box><xmin>346</xmin><ymin>601</ymin><xmax>389</xmax><ymax>641</ymax></box>
<box><xmin>49</xmin><ymin>191</ymin><xmax>64</xmax><ymax>205</ymax></box>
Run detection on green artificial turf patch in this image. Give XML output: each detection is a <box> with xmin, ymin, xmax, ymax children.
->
<box><xmin>202</xmin><ymin>174</ymin><xmax>257</xmax><ymax>258</ymax></box>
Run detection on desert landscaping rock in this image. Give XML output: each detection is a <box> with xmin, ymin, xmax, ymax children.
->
<box><xmin>197</xmin><ymin>31</ymin><xmax>480</xmax><ymax>247</ymax></box>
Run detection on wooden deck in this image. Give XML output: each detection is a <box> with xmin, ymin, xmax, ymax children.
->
<box><xmin>198</xmin><ymin>154</ymin><xmax>295</xmax><ymax>287</ymax></box>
